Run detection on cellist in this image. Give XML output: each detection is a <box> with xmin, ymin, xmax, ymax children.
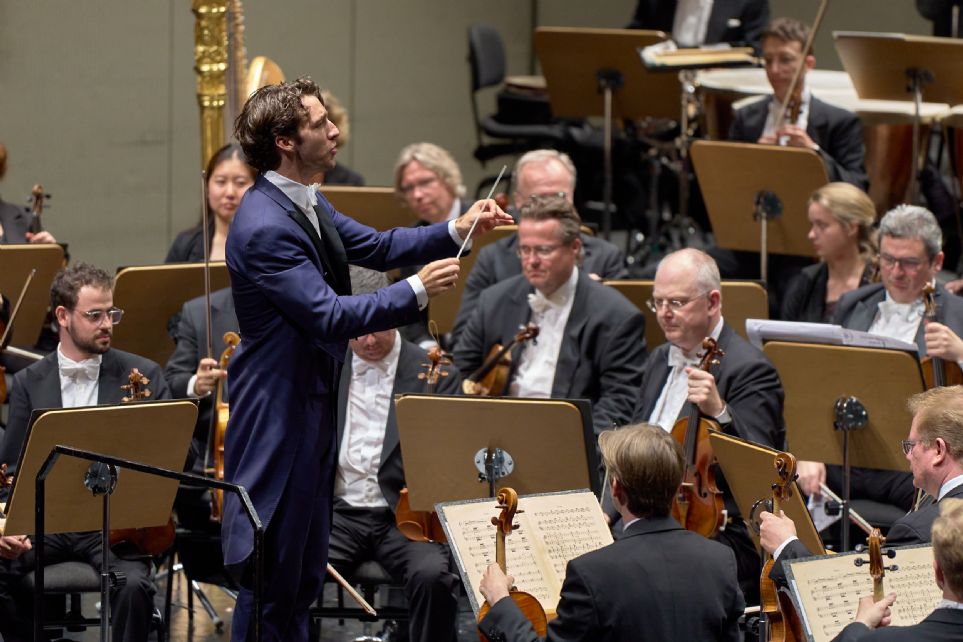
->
<box><xmin>633</xmin><ymin>249</ymin><xmax>785</xmax><ymax>604</ymax></box>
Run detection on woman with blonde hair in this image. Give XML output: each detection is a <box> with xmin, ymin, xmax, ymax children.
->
<box><xmin>781</xmin><ymin>182</ymin><xmax>878</xmax><ymax>322</ymax></box>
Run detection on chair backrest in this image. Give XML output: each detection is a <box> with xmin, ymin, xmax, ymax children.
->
<box><xmin>468</xmin><ymin>23</ymin><xmax>506</xmax><ymax>93</ymax></box>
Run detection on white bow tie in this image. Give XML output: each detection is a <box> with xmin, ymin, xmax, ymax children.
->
<box><xmin>877</xmin><ymin>299</ymin><xmax>923</xmax><ymax>323</ymax></box>
<box><xmin>528</xmin><ymin>292</ymin><xmax>559</xmax><ymax>316</ymax></box>
<box><xmin>307</xmin><ymin>184</ymin><xmax>321</xmax><ymax>208</ymax></box>
<box><xmin>60</xmin><ymin>362</ymin><xmax>99</xmax><ymax>382</ymax></box>
<box><xmin>667</xmin><ymin>345</ymin><xmax>701</xmax><ymax>370</ymax></box>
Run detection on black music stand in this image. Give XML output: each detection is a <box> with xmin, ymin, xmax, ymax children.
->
<box><xmin>533</xmin><ymin>27</ymin><xmax>674</xmax><ymax>240</ymax></box>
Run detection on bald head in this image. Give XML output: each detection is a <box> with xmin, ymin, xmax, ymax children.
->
<box><xmin>652</xmin><ymin>250</ymin><xmax>723</xmax><ymax>353</ymax></box>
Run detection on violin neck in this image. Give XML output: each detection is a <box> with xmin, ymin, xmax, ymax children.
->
<box><xmin>495</xmin><ymin>532</ymin><xmax>507</xmax><ymax>574</ymax></box>
<box><xmin>470</xmin><ymin>341</ymin><xmax>516</xmax><ymax>383</ymax></box>
<box><xmin>682</xmin><ymin>407</ymin><xmax>701</xmax><ymax>466</ymax></box>
<box><xmin>873</xmin><ymin>577</ymin><xmax>884</xmax><ymax>603</ymax></box>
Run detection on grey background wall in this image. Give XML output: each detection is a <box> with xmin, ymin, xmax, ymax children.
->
<box><xmin>0</xmin><ymin>1</ymin><xmax>931</xmax><ymax>270</ymax></box>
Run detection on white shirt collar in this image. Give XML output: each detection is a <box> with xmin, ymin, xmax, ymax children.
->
<box><xmin>939</xmin><ymin>473</ymin><xmax>963</xmax><ymax>501</ymax></box>
<box><xmin>56</xmin><ymin>344</ymin><xmax>103</xmax><ymax>371</ymax></box>
<box><xmin>264</xmin><ymin>170</ymin><xmax>320</xmax><ymax>213</ymax></box>
<box><xmin>534</xmin><ymin>266</ymin><xmax>579</xmax><ymax>307</ymax></box>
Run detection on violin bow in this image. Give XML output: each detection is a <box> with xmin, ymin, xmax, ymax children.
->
<box><xmin>0</xmin><ymin>269</ymin><xmax>36</xmax><ymax>348</ymax></box>
<box><xmin>200</xmin><ymin>170</ymin><xmax>217</xmax><ymax>474</ymax></box>
<box><xmin>772</xmin><ymin>0</ymin><xmax>831</xmax><ymax>135</ymax></box>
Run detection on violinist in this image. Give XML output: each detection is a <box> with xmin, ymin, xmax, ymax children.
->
<box><xmin>728</xmin><ymin>18</ymin><xmax>868</xmax><ymax>190</ymax></box>
<box><xmin>634</xmin><ymin>248</ymin><xmax>784</xmax><ymax>602</ymax></box>
<box><xmin>329</xmin><ymin>267</ymin><xmax>461</xmax><ymax>642</ymax></box>
<box><xmin>760</xmin><ymin>385</ymin><xmax>963</xmax><ymax>588</ymax></box>
<box><xmin>0</xmin><ymin>263</ymin><xmax>170</xmax><ymax>642</ymax></box>
<box><xmin>798</xmin><ymin>206</ymin><xmax>963</xmax><ymax>516</ymax></box>
<box><xmin>478</xmin><ymin>424</ymin><xmax>744</xmax><ymax>642</ymax></box>
<box><xmin>830</xmin><ymin>499</ymin><xmax>963</xmax><ymax>641</ymax></box>
<box><xmin>315</xmin><ymin>89</ymin><xmax>365</xmax><ymax>186</ymax></box>
<box><xmin>0</xmin><ymin>142</ymin><xmax>57</xmax><ymax>245</ymax></box>
<box><xmin>453</xmin><ymin>194</ymin><xmax>646</xmax><ymax>431</ymax></box>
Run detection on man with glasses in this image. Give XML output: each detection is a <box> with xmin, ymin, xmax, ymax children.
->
<box><xmin>453</xmin><ymin>195</ymin><xmax>645</xmax><ymax>431</ymax></box>
<box><xmin>794</xmin><ymin>205</ymin><xmax>963</xmax><ymax>516</ymax></box>
<box><xmin>0</xmin><ymin>262</ymin><xmax>169</xmax><ymax>642</ymax></box>
<box><xmin>634</xmin><ymin>248</ymin><xmax>784</xmax><ymax>603</ymax></box>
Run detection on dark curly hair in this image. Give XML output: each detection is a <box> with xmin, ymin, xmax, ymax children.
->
<box><xmin>234</xmin><ymin>77</ymin><xmax>324</xmax><ymax>173</ymax></box>
<box><xmin>50</xmin><ymin>262</ymin><xmax>113</xmax><ymax>311</ymax></box>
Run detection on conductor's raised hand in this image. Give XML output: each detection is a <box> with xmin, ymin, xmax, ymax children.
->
<box><xmin>454</xmin><ymin>199</ymin><xmax>514</xmax><ymax>241</ymax></box>
<box><xmin>419</xmin><ymin>258</ymin><xmax>461</xmax><ymax>298</ymax></box>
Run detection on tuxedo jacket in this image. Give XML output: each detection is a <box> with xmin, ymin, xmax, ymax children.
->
<box><xmin>222</xmin><ymin>174</ymin><xmax>460</xmax><ymax>567</ymax></box>
<box><xmin>833</xmin><ymin>282</ymin><xmax>963</xmax><ymax>356</ymax></box>
<box><xmin>335</xmin><ymin>338</ymin><xmax>461</xmax><ymax>510</ymax></box>
<box><xmin>478</xmin><ymin>516</ymin><xmax>744</xmax><ymax>642</ymax></box>
<box><xmin>451</xmin><ymin>233</ymin><xmax>627</xmax><ymax>343</ymax></box>
<box><xmin>165</xmin><ymin>221</ymin><xmax>210</xmax><ymax>263</ymax></box>
<box><xmin>627</xmin><ymin>0</ymin><xmax>770</xmax><ymax>52</ymax></box>
<box><xmin>0</xmin><ymin>196</ymin><xmax>30</xmax><ymax>244</ymax></box>
<box><xmin>452</xmin><ymin>271</ymin><xmax>647</xmax><ymax>431</ymax></box>
<box><xmin>0</xmin><ymin>348</ymin><xmax>171</xmax><ymax>479</ymax></box>
<box><xmin>780</xmin><ymin>262</ymin><xmax>873</xmax><ymax>323</ymax></box>
<box><xmin>831</xmin><ymin>608</ymin><xmax>963</xmax><ymax>641</ymax></box>
<box><xmin>729</xmin><ymin>95</ymin><xmax>869</xmax><ymax>190</ymax></box>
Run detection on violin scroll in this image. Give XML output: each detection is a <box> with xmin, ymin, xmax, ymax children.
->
<box><xmin>120</xmin><ymin>368</ymin><xmax>152</xmax><ymax>402</ymax></box>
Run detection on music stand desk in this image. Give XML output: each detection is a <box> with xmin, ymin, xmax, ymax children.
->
<box><xmin>320</xmin><ymin>186</ymin><xmax>417</xmax><ymax>232</ymax></box>
<box><xmin>0</xmin><ymin>244</ymin><xmax>64</xmax><ymax>347</ymax></box>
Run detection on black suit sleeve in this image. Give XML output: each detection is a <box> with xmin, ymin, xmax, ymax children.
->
<box><xmin>829</xmin><ymin>622</ymin><xmax>872</xmax><ymax>642</ymax></box>
<box><xmin>819</xmin><ymin>110</ymin><xmax>868</xmax><ymax>190</ymax></box>
<box><xmin>0</xmin><ymin>373</ymin><xmax>32</xmax><ymax>477</ymax></box>
<box><xmin>721</xmin><ymin>353</ymin><xmax>785</xmax><ymax>449</ymax></box>
<box><xmin>144</xmin><ymin>358</ymin><xmax>172</xmax><ymax>401</ymax></box>
<box><xmin>452</xmin><ymin>245</ymin><xmax>500</xmax><ymax>344</ymax></box>
<box><xmin>769</xmin><ymin>538</ymin><xmax>813</xmax><ymax>588</ymax></box>
<box><xmin>883</xmin><ymin>515</ymin><xmax>926</xmax><ymax>547</ymax></box>
<box><xmin>165</xmin><ymin>303</ymin><xmax>202</xmax><ymax>397</ymax></box>
<box><xmin>780</xmin><ymin>270</ymin><xmax>813</xmax><ymax>322</ymax></box>
<box><xmin>452</xmin><ymin>294</ymin><xmax>491</xmax><ymax>380</ymax></box>
<box><xmin>590</xmin><ymin>312</ymin><xmax>647</xmax><ymax>431</ymax></box>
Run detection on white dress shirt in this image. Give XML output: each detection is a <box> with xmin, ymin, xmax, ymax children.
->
<box><xmin>509</xmin><ymin>268</ymin><xmax>579</xmax><ymax>398</ymax></box>
<box><xmin>57</xmin><ymin>344</ymin><xmax>101</xmax><ymax>408</ymax></box>
<box><xmin>334</xmin><ymin>331</ymin><xmax>402</xmax><ymax>508</ymax></box>
<box><xmin>867</xmin><ymin>293</ymin><xmax>925</xmax><ymax>346</ymax></box>
<box><xmin>649</xmin><ymin>317</ymin><xmax>725</xmax><ymax>432</ymax></box>
<box><xmin>672</xmin><ymin>0</ymin><xmax>714</xmax><ymax>47</ymax></box>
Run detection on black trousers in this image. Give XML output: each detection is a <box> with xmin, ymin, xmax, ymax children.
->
<box><xmin>0</xmin><ymin>531</ymin><xmax>153</xmax><ymax>642</ymax></box>
<box><xmin>327</xmin><ymin>500</ymin><xmax>459</xmax><ymax>642</ymax></box>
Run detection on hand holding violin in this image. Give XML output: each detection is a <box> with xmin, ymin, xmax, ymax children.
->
<box><xmin>684</xmin><ymin>367</ymin><xmax>725</xmax><ymax>417</ymax></box>
<box><xmin>453</xmin><ymin>199</ymin><xmax>514</xmax><ymax>241</ymax></box>
<box><xmin>759</xmin><ymin>510</ymin><xmax>797</xmax><ymax>556</ymax></box>
<box><xmin>924</xmin><ymin>321</ymin><xmax>963</xmax><ymax>362</ymax></box>
<box><xmin>24</xmin><ymin>230</ymin><xmax>57</xmax><ymax>244</ymax></box>
<box><xmin>193</xmin><ymin>356</ymin><xmax>227</xmax><ymax>396</ymax></box>
<box><xmin>479</xmin><ymin>563</ymin><xmax>513</xmax><ymax>606</ymax></box>
<box><xmin>853</xmin><ymin>592</ymin><xmax>896</xmax><ymax>630</ymax></box>
<box><xmin>774</xmin><ymin>124</ymin><xmax>819</xmax><ymax>151</ymax></box>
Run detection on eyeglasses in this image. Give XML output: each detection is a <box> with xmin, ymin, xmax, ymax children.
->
<box><xmin>646</xmin><ymin>293</ymin><xmax>709</xmax><ymax>313</ymax></box>
<box><xmin>399</xmin><ymin>176</ymin><xmax>438</xmax><ymax>196</ymax></box>
<box><xmin>879</xmin><ymin>253</ymin><xmax>930</xmax><ymax>273</ymax></box>
<box><xmin>900</xmin><ymin>439</ymin><xmax>926</xmax><ymax>455</ymax></box>
<box><xmin>517</xmin><ymin>244</ymin><xmax>564</xmax><ymax>259</ymax></box>
<box><xmin>73</xmin><ymin>307</ymin><xmax>124</xmax><ymax>325</ymax></box>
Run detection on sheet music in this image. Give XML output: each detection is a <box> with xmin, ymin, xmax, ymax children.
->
<box><xmin>745</xmin><ymin>319</ymin><xmax>918</xmax><ymax>353</ymax></box>
<box><xmin>786</xmin><ymin>545</ymin><xmax>942</xmax><ymax>642</ymax></box>
<box><xmin>438</xmin><ymin>490</ymin><xmax>613</xmax><ymax>616</ymax></box>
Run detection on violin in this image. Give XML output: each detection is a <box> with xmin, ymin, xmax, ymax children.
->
<box><xmin>759</xmin><ymin>453</ymin><xmax>804</xmax><ymax>642</ymax></box>
<box><xmin>854</xmin><ymin>529</ymin><xmax>897</xmax><ymax>602</ymax></box>
<box><xmin>462</xmin><ymin>324</ymin><xmax>539</xmax><ymax>397</ymax></box>
<box><xmin>28</xmin><ymin>184</ymin><xmax>49</xmax><ymax>236</ymax></box>
<box><xmin>395</xmin><ymin>344</ymin><xmax>451</xmax><ymax>543</ymax></box>
<box><xmin>921</xmin><ymin>284</ymin><xmax>963</xmax><ymax>388</ymax></box>
<box><xmin>209</xmin><ymin>331</ymin><xmax>240</xmax><ymax>522</ymax></box>
<box><xmin>110</xmin><ymin>369</ymin><xmax>176</xmax><ymax>556</ymax></box>
<box><xmin>477</xmin><ymin>488</ymin><xmax>548</xmax><ymax>641</ymax></box>
<box><xmin>670</xmin><ymin>337</ymin><xmax>726</xmax><ymax>538</ymax></box>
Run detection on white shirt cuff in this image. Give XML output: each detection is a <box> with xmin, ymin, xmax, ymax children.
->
<box><xmin>448</xmin><ymin>219</ymin><xmax>469</xmax><ymax>250</ymax></box>
<box><xmin>713</xmin><ymin>404</ymin><xmax>732</xmax><ymax>424</ymax></box>
<box><xmin>406</xmin><ymin>275</ymin><xmax>429</xmax><ymax>310</ymax></box>
<box><xmin>187</xmin><ymin>374</ymin><xmax>211</xmax><ymax>398</ymax></box>
<box><xmin>773</xmin><ymin>535</ymin><xmax>799</xmax><ymax>561</ymax></box>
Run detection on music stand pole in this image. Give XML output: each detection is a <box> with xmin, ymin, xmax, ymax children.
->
<box><xmin>833</xmin><ymin>396</ymin><xmax>869</xmax><ymax>552</ymax></box>
<box><xmin>598</xmin><ymin>69</ymin><xmax>624</xmax><ymax>241</ymax></box>
<box><xmin>907</xmin><ymin>67</ymin><xmax>934</xmax><ymax>203</ymax></box>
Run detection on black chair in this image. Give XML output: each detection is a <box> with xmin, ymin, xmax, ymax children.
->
<box><xmin>467</xmin><ymin>23</ymin><xmax>568</xmax><ymax>196</ymax></box>
<box><xmin>309</xmin><ymin>560</ymin><xmax>410</xmax><ymax>642</ymax></box>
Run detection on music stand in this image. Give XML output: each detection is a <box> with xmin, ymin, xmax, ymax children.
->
<box><xmin>763</xmin><ymin>341</ymin><xmax>920</xmax><ymax>550</ymax></box>
<box><xmin>394</xmin><ymin>395</ymin><xmax>599</xmax><ymax>512</ymax></box>
<box><xmin>605</xmin><ymin>279</ymin><xmax>768</xmax><ymax>350</ymax></box>
<box><xmin>834</xmin><ymin>31</ymin><xmax>963</xmax><ymax>201</ymax></box>
<box><xmin>320</xmin><ymin>186</ymin><xmax>418</xmax><ymax>231</ymax></box>
<box><xmin>709</xmin><ymin>431</ymin><xmax>824</xmax><ymax>556</ymax></box>
<box><xmin>0</xmin><ymin>244</ymin><xmax>64</xmax><ymax>347</ymax></box>
<box><xmin>534</xmin><ymin>27</ymin><xmax>674</xmax><ymax>239</ymax></box>
<box><xmin>0</xmin><ymin>400</ymin><xmax>196</xmax><ymax>642</ymax></box>
<box><xmin>111</xmin><ymin>263</ymin><xmax>230</xmax><ymax>367</ymax></box>
<box><xmin>691</xmin><ymin>141</ymin><xmax>826</xmax><ymax>281</ymax></box>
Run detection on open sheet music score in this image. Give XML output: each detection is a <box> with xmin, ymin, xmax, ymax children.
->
<box><xmin>745</xmin><ymin>319</ymin><xmax>918</xmax><ymax>353</ymax></box>
<box><xmin>437</xmin><ymin>489</ymin><xmax>612</xmax><ymax>617</ymax></box>
<box><xmin>785</xmin><ymin>544</ymin><xmax>942</xmax><ymax>642</ymax></box>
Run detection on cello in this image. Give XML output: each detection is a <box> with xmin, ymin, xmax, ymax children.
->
<box><xmin>462</xmin><ymin>324</ymin><xmax>539</xmax><ymax>397</ymax></box>
<box><xmin>670</xmin><ymin>337</ymin><xmax>727</xmax><ymax>538</ymax></box>
<box><xmin>921</xmin><ymin>283</ymin><xmax>963</xmax><ymax>388</ymax></box>
<box><xmin>477</xmin><ymin>487</ymin><xmax>548</xmax><ymax>640</ymax></box>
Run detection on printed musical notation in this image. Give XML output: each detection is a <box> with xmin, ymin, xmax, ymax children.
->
<box><xmin>438</xmin><ymin>490</ymin><xmax>613</xmax><ymax>615</ymax></box>
<box><xmin>787</xmin><ymin>545</ymin><xmax>942</xmax><ymax>642</ymax></box>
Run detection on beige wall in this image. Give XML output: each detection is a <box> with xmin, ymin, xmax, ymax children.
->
<box><xmin>0</xmin><ymin>0</ymin><xmax>930</xmax><ymax>270</ymax></box>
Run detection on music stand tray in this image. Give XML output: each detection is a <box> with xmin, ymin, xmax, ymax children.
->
<box><xmin>394</xmin><ymin>395</ymin><xmax>599</xmax><ymax>512</ymax></box>
<box><xmin>0</xmin><ymin>244</ymin><xmax>64</xmax><ymax>347</ymax></box>
<box><xmin>320</xmin><ymin>186</ymin><xmax>417</xmax><ymax>232</ymax></box>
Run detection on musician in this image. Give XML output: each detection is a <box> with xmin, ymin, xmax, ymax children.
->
<box><xmin>166</xmin><ymin>143</ymin><xmax>255</xmax><ymax>263</ymax></box>
<box><xmin>0</xmin><ymin>263</ymin><xmax>170</xmax><ymax>642</ymax></box>
<box><xmin>0</xmin><ymin>142</ymin><xmax>58</xmax><ymax>245</ymax></box>
<box><xmin>478</xmin><ymin>423</ymin><xmax>744</xmax><ymax>642</ymax></box>
<box><xmin>917</xmin><ymin>0</ymin><xmax>963</xmax><ymax>38</ymax></box>
<box><xmin>224</xmin><ymin>77</ymin><xmax>512</xmax><ymax>642</ymax></box>
<box><xmin>795</xmin><ymin>206</ymin><xmax>963</xmax><ymax>514</ymax></box>
<box><xmin>627</xmin><ymin>0</ymin><xmax>771</xmax><ymax>52</ymax></box>
<box><xmin>633</xmin><ymin>248</ymin><xmax>785</xmax><ymax>601</ymax></box>
<box><xmin>781</xmin><ymin>182</ymin><xmax>877</xmax><ymax>323</ymax></box>
<box><xmin>394</xmin><ymin>142</ymin><xmax>470</xmax><ymax>226</ymax></box>
<box><xmin>453</xmin><ymin>194</ymin><xmax>646</xmax><ymax>431</ymax></box>
<box><xmin>316</xmin><ymin>89</ymin><xmax>365</xmax><ymax>186</ymax></box>
<box><xmin>728</xmin><ymin>18</ymin><xmax>868</xmax><ymax>189</ymax></box>
<box><xmin>830</xmin><ymin>499</ymin><xmax>963</xmax><ymax>641</ymax></box>
<box><xmin>451</xmin><ymin>149</ymin><xmax>627</xmax><ymax>344</ymax></box>
<box><xmin>328</xmin><ymin>266</ymin><xmax>461</xmax><ymax>642</ymax></box>
<box><xmin>760</xmin><ymin>385</ymin><xmax>963</xmax><ymax>586</ymax></box>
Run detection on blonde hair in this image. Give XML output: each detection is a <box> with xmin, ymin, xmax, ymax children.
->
<box><xmin>393</xmin><ymin>142</ymin><xmax>465</xmax><ymax>199</ymax></box>
<box><xmin>599</xmin><ymin>424</ymin><xmax>683</xmax><ymax>518</ymax></box>
<box><xmin>932</xmin><ymin>498</ymin><xmax>963</xmax><ymax>597</ymax></box>
<box><xmin>906</xmin><ymin>386</ymin><xmax>963</xmax><ymax>463</ymax></box>
<box><xmin>320</xmin><ymin>89</ymin><xmax>350</xmax><ymax>149</ymax></box>
<box><xmin>808</xmin><ymin>182</ymin><xmax>878</xmax><ymax>261</ymax></box>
